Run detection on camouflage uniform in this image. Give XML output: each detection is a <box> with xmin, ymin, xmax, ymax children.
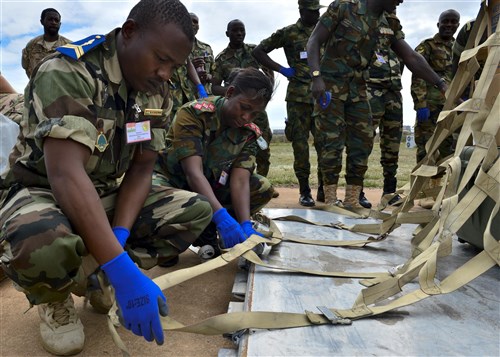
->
<box><xmin>0</xmin><ymin>93</ymin><xmax>24</xmax><ymax>124</ymax></box>
<box><xmin>156</xmin><ymin>96</ymin><xmax>273</xmax><ymax>214</ymax></box>
<box><xmin>190</xmin><ymin>37</ymin><xmax>215</xmax><ymax>94</ymax></box>
<box><xmin>169</xmin><ymin>66</ymin><xmax>197</xmax><ymax>116</ymax></box>
<box><xmin>315</xmin><ymin>0</ymin><xmax>404</xmax><ymax>187</ymax></box>
<box><xmin>213</xmin><ymin>43</ymin><xmax>273</xmax><ymax>176</ymax></box>
<box><xmin>21</xmin><ymin>34</ymin><xmax>71</xmax><ymax>78</ymax></box>
<box><xmin>0</xmin><ymin>92</ymin><xmax>23</xmax><ymax>178</ymax></box>
<box><xmin>452</xmin><ymin>20</ymin><xmax>485</xmax><ymax>99</ymax></box>
<box><xmin>257</xmin><ymin>19</ymin><xmax>322</xmax><ymax>187</ymax></box>
<box><xmin>411</xmin><ymin>33</ymin><xmax>454</xmax><ymax>163</ymax></box>
<box><xmin>0</xmin><ymin>30</ymin><xmax>212</xmax><ymax>305</ymax></box>
<box><xmin>366</xmin><ymin>18</ymin><xmax>403</xmax><ymax>193</ymax></box>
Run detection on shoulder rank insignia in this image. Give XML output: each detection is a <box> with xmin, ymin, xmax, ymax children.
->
<box><xmin>379</xmin><ymin>27</ymin><xmax>394</xmax><ymax>35</ymax></box>
<box><xmin>243</xmin><ymin>123</ymin><xmax>268</xmax><ymax>150</ymax></box>
<box><xmin>193</xmin><ymin>101</ymin><xmax>216</xmax><ymax>112</ymax></box>
<box><xmin>56</xmin><ymin>34</ymin><xmax>106</xmax><ymax>60</ymax></box>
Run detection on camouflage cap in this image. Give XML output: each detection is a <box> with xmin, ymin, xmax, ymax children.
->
<box><xmin>298</xmin><ymin>0</ymin><xmax>323</xmax><ymax>10</ymax></box>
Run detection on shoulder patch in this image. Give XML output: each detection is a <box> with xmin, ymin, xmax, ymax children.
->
<box><xmin>56</xmin><ymin>34</ymin><xmax>106</xmax><ymax>60</ymax></box>
<box><xmin>243</xmin><ymin>122</ymin><xmax>262</xmax><ymax>136</ymax></box>
<box><xmin>193</xmin><ymin>101</ymin><xmax>216</xmax><ymax>112</ymax></box>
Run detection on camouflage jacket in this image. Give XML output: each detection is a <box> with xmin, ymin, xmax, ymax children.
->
<box><xmin>453</xmin><ymin>20</ymin><xmax>474</xmax><ymax>61</ymax></box>
<box><xmin>319</xmin><ymin>0</ymin><xmax>404</xmax><ymax>101</ymax></box>
<box><xmin>258</xmin><ymin>19</ymin><xmax>316</xmax><ymax>104</ymax></box>
<box><xmin>411</xmin><ymin>33</ymin><xmax>454</xmax><ymax>109</ymax></box>
<box><xmin>367</xmin><ymin>12</ymin><xmax>402</xmax><ymax>92</ymax></box>
<box><xmin>189</xmin><ymin>37</ymin><xmax>214</xmax><ymax>93</ymax></box>
<box><xmin>2</xmin><ymin>29</ymin><xmax>171</xmax><ymax>195</ymax></box>
<box><xmin>169</xmin><ymin>66</ymin><xmax>196</xmax><ymax>114</ymax></box>
<box><xmin>156</xmin><ymin>96</ymin><xmax>259</xmax><ymax>190</ymax></box>
<box><xmin>213</xmin><ymin>43</ymin><xmax>261</xmax><ymax>85</ymax></box>
<box><xmin>21</xmin><ymin>34</ymin><xmax>72</xmax><ymax>78</ymax></box>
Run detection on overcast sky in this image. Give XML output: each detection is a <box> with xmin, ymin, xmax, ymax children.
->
<box><xmin>0</xmin><ymin>0</ymin><xmax>479</xmax><ymax>130</ymax></box>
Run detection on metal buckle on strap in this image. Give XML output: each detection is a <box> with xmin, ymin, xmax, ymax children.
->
<box><xmin>317</xmin><ymin>306</ymin><xmax>352</xmax><ymax>325</ymax></box>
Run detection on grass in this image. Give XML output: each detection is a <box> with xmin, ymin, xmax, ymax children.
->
<box><xmin>267</xmin><ymin>135</ymin><xmax>416</xmax><ymax>189</ymax></box>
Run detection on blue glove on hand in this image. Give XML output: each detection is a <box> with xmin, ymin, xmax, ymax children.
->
<box><xmin>279</xmin><ymin>67</ymin><xmax>296</xmax><ymax>78</ymax></box>
<box><xmin>240</xmin><ymin>220</ymin><xmax>264</xmax><ymax>238</ymax></box>
<box><xmin>102</xmin><ymin>252</ymin><xmax>168</xmax><ymax>345</ymax></box>
<box><xmin>212</xmin><ymin>208</ymin><xmax>246</xmax><ymax>248</ymax></box>
<box><xmin>318</xmin><ymin>91</ymin><xmax>331</xmax><ymax>110</ymax></box>
<box><xmin>196</xmin><ymin>83</ymin><xmax>208</xmax><ymax>99</ymax></box>
<box><xmin>112</xmin><ymin>226</ymin><xmax>130</xmax><ymax>247</ymax></box>
<box><xmin>416</xmin><ymin>108</ymin><xmax>430</xmax><ymax>123</ymax></box>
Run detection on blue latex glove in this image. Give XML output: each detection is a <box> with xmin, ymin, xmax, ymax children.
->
<box><xmin>416</xmin><ymin>107</ymin><xmax>430</xmax><ymax>123</ymax></box>
<box><xmin>112</xmin><ymin>226</ymin><xmax>130</xmax><ymax>247</ymax></box>
<box><xmin>240</xmin><ymin>220</ymin><xmax>264</xmax><ymax>238</ymax></box>
<box><xmin>102</xmin><ymin>252</ymin><xmax>168</xmax><ymax>344</ymax></box>
<box><xmin>278</xmin><ymin>66</ymin><xmax>296</xmax><ymax>78</ymax></box>
<box><xmin>196</xmin><ymin>83</ymin><xmax>208</xmax><ymax>99</ymax></box>
<box><xmin>318</xmin><ymin>91</ymin><xmax>331</xmax><ymax>110</ymax></box>
<box><xmin>212</xmin><ymin>208</ymin><xmax>246</xmax><ymax>248</ymax></box>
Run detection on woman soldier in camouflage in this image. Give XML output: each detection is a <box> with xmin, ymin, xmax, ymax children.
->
<box><xmin>156</xmin><ymin>67</ymin><xmax>274</xmax><ymax>256</ymax></box>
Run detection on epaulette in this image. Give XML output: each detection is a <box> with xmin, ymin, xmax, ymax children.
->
<box><xmin>192</xmin><ymin>100</ymin><xmax>216</xmax><ymax>112</ymax></box>
<box><xmin>465</xmin><ymin>20</ymin><xmax>474</xmax><ymax>31</ymax></box>
<box><xmin>244</xmin><ymin>123</ymin><xmax>268</xmax><ymax>150</ymax></box>
<box><xmin>243</xmin><ymin>122</ymin><xmax>262</xmax><ymax>136</ymax></box>
<box><xmin>56</xmin><ymin>34</ymin><xmax>106</xmax><ymax>60</ymax></box>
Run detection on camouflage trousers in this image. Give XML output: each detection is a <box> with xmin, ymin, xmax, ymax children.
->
<box><xmin>314</xmin><ymin>96</ymin><xmax>373</xmax><ymax>186</ymax></box>
<box><xmin>285</xmin><ymin>101</ymin><xmax>323</xmax><ymax>183</ymax></box>
<box><xmin>154</xmin><ymin>172</ymin><xmax>273</xmax><ymax>216</ymax></box>
<box><xmin>0</xmin><ymin>184</ymin><xmax>211</xmax><ymax>305</ymax></box>
<box><xmin>368</xmin><ymin>87</ymin><xmax>403</xmax><ymax>180</ymax></box>
<box><xmin>253</xmin><ymin>111</ymin><xmax>272</xmax><ymax>177</ymax></box>
<box><xmin>414</xmin><ymin>103</ymin><xmax>454</xmax><ymax>164</ymax></box>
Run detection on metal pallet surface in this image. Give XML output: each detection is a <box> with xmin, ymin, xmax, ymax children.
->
<box><xmin>230</xmin><ymin>208</ymin><xmax>500</xmax><ymax>356</ymax></box>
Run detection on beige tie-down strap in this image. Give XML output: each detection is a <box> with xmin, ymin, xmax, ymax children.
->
<box><xmin>106</xmin><ymin>6</ymin><xmax>499</xmax><ymax>355</ymax></box>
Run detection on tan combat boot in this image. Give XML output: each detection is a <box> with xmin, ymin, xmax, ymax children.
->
<box><xmin>38</xmin><ymin>295</ymin><xmax>85</xmax><ymax>355</ymax></box>
<box><xmin>324</xmin><ymin>184</ymin><xmax>338</xmax><ymax>205</ymax></box>
<box><xmin>343</xmin><ymin>184</ymin><xmax>363</xmax><ymax>209</ymax></box>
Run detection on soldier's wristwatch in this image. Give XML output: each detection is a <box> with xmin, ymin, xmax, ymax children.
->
<box><xmin>311</xmin><ymin>70</ymin><xmax>321</xmax><ymax>78</ymax></box>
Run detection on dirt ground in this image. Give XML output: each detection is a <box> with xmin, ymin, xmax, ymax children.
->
<box><xmin>0</xmin><ymin>187</ymin><xmax>384</xmax><ymax>357</ymax></box>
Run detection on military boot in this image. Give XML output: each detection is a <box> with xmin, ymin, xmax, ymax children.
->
<box><xmin>38</xmin><ymin>295</ymin><xmax>85</xmax><ymax>356</ymax></box>
<box><xmin>343</xmin><ymin>184</ymin><xmax>363</xmax><ymax>209</ymax></box>
<box><xmin>358</xmin><ymin>190</ymin><xmax>372</xmax><ymax>209</ymax></box>
<box><xmin>316</xmin><ymin>185</ymin><xmax>325</xmax><ymax>203</ymax></box>
<box><xmin>383</xmin><ymin>177</ymin><xmax>403</xmax><ymax>206</ymax></box>
<box><xmin>298</xmin><ymin>180</ymin><xmax>315</xmax><ymax>207</ymax></box>
<box><xmin>324</xmin><ymin>184</ymin><xmax>339</xmax><ymax>206</ymax></box>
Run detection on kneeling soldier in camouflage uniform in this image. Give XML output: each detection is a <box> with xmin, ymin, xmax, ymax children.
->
<box><xmin>0</xmin><ymin>1</ymin><xmax>212</xmax><ymax>355</ymax></box>
<box><xmin>156</xmin><ymin>68</ymin><xmax>274</xmax><ymax>256</ymax></box>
